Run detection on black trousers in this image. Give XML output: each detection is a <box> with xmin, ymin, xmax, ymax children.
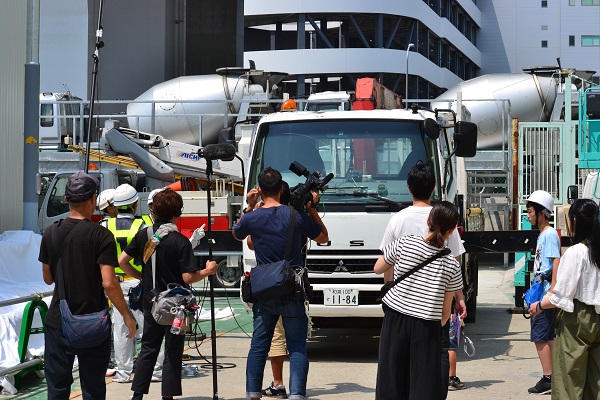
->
<box><xmin>376</xmin><ymin>306</ymin><xmax>442</xmax><ymax>400</ymax></box>
<box><xmin>440</xmin><ymin>321</ymin><xmax>450</xmax><ymax>400</ymax></box>
<box><xmin>44</xmin><ymin>325</ymin><xmax>111</xmax><ymax>400</ymax></box>
<box><xmin>131</xmin><ymin>308</ymin><xmax>185</xmax><ymax>397</ymax></box>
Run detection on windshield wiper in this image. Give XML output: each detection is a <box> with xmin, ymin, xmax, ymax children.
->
<box><xmin>351</xmin><ymin>190</ymin><xmax>397</xmax><ymax>206</ymax></box>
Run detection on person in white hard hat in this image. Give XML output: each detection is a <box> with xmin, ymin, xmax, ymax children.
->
<box><xmin>97</xmin><ymin>188</ymin><xmax>117</xmax><ymax>224</ymax></box>
<box><xmin>106</xmin><ymin>184</ymin><xmax>165</xmax><ymax>383</ymax></box>
<box><xmin>524</xmin><ymin>190</ymin><xmax>561</xmax><ymax>395</ymax></box>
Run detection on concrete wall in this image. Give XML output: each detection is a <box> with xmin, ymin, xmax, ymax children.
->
<box><xmin>0</xmin><ymin>2</ymin><xmax>27</xmax><ymax>232</ymax></box>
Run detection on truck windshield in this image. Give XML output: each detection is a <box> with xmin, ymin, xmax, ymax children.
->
<box><xmin>249</xmin><ymin>119</ymin><xmax>440</xmax><ymax>204</ymax></box>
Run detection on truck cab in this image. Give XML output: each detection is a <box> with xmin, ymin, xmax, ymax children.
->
<box><xmin>243</xmin><ymin>108</ymin><xmax>476</xmax><ymax>325</ymax></box>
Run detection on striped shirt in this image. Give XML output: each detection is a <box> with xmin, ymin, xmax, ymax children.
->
<box><xmin>382</xmin><ymin>235</ymin><xmax>463</xmax><ymax>321</ymax></box>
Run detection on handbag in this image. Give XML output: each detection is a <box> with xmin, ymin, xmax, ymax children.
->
<box><xmin>249</xmin><ymin>207</ymin><xmax>298</xmax><ymax>301</ymax></box>
<box><xmin>377</xmin><ymin>248</ymin><xmax>451</xmax><ymax>303</ymax></box>
<box><xmin>146</xmin><ymin>227</ymin><xmax>196</xmax><ymax>332</ymax></box>
<box><xmin>523</xmin><ymin>275</ymin><xmax>546</xmax><ymax>309</ymax></box>
<box><xmin>52</xmin><ymin>220</ymin><xmax>111</xmax><ymax>349</ymax></box>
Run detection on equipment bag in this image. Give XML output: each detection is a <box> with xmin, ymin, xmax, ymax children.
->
<box><xmin>250</xmin><ymin>207</ymin><xmax>298</xmax><ymax>301</ymax></box>
<box><xmin>146</xmin><ymin>227</ymin><xmax>195</xmax><ymax>332</ymax></box>
<box><xmin>52</xmin><ymin>221</ymin><xmax>111</xmax><ymax>349</ymax></box>
<box><xmin>128</xmin><ymin>281</ymin><xmax>144</xmax><ymax>311</ymax></box>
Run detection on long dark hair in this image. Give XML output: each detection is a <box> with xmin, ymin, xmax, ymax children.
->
<box><xmin>569</xmin><ymin>198</ymin><xmax>600</xmax><ymax>268</ymax></box>
<box><xmin>426</xmin><ymin>201</ymin><xmax>459</xmax><ymax>248</ymax></box>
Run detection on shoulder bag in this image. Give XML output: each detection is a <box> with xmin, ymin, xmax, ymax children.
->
<box><xmin>52</xmin><ymin>220</ymin><xmax>111</xmax><ymax>349</ymax></box>
<box><xmin>377</xmin><ymin>248</ymin><xmax>451</xmax><ymax>303</ymax></box>
<box><xmin>249</xmin><ymin>207</ymin><xmax>298</xmax><ymax>301</ymax></box>
<box><xmin>146</xmin><ymin>227</ymin><xmax>196</xmax><ymax>332</ymax></box>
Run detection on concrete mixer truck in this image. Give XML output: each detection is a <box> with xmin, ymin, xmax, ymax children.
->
<box><xmin>239</xmin><ymin>67</ymin><xmax>600</xmax><ymax>325</ymax></box>
<box><xmin>37</xmin><ymin>67</ymin><xmax>288</xmax><ymax>287</ymax></box>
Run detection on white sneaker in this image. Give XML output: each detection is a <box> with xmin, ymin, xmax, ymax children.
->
<box><xmin>105</xmin><ymin>368</ymin><xmax>116</xmax><ymax>377</ymax></box>
<box><xmin>150</xmin><ymin>375</ymin><xmax>162</xmax><ymax>382</ymax></box>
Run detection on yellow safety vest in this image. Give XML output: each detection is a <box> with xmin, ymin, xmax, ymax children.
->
<box><xmin>141</xmin><ymin>214</ymin><xmax>153</xmax><ymax>226</ymax></box>
<box><xmin>107</xmin><ymin>217</ymin><xmax>144</xmax><ymax>274</ymax></box>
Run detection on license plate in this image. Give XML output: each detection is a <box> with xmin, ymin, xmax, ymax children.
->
<box><xmin>323</xmin><ymin>288</ymin><xmax>359</xmax><ymax>306</ymax></box>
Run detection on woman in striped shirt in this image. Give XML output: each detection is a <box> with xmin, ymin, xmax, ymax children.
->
<box><xmin>374</xmin><ymin>201</ymin><xmax>464</xmax><ymax>400</ymax></box>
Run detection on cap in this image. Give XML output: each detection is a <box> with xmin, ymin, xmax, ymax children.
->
<box><xmin>65</xmin><ymin>172</ymin><xmax>99</xmax><ymax>203</ymax></box>
<box><xmin>147</xmin><ymin>188</ymin><xmax>165</xmax><ymax>206</ymax></box>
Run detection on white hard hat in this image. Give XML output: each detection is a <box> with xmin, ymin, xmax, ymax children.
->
<box><xmin>527</xmin><ymin>190</ymin><xmax>554</xmax><ymax>213</ymax></box>
<box><xmin>113</xmin><ymin>184</ymin><xmax>139</xmax><ymax>207</ymax></box>
<box><xmin>147</xmin><ymin>188</ymin><xmax>165</xmax><ymax>206</ymax></box>
<box><xmin>97</xmin><ymin>188</ymin><xmax>116</xmax><ymax>211</ymax></box>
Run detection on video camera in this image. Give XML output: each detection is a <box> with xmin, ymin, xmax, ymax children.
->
<box><xmin>288</xmin><ymin>161</ymin><xmax>334</xmax><ymax>212</ymax></box>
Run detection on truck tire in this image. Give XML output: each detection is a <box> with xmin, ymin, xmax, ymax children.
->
<box><xmin>464</xmin><ymin>256</ymin><xmax>478</xmax><ymax>323</ymax></box>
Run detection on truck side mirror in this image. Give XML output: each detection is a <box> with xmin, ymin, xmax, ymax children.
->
<box><xmin>423</xmin><ymin>118</ymin><xmax>440</xmax><ymax>140</ymax></box>
<box><xmin>567</xmin><ymin>185</ymin><xmax>578</xmax><ymax>204</ymax></box>
<box><xmin>454</xmin><ymin>121</ymin><xmax>478</xmax><ymax>158</ymax></box>
<box><xmin>218</xmin><ymin>127</ymin><xmax>236</xmax><ymax>147</ymax></box>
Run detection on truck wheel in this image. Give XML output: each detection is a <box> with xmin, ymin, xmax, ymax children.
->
<box><xmin>464</xmin><ymin>256</ymin><xmax>478</xmax><ymax>323</ymax></box>
<box><xmin>214</xmin><ymin>258</ymin><xmax>242</xmax><ymax>288</ymax></box>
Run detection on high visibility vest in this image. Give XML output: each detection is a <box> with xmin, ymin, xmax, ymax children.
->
<box><xmin>141</xmin><ymin>214</ymin><xmax>153</xmax><ymax>226</ymax></box>
<box><xmin>107</xmin><ymin>217</ymin><xmax>145</xmax><ymax>273</ymax></box>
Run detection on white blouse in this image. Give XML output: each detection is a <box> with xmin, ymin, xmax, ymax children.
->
<box><xmin>550</xmin><ymin>243</ymin><xmax>600</xmax><ymax>314</ymax></box>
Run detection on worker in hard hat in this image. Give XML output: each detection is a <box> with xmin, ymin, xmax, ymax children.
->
<box><xmin>142</xmin><ymin>188</ymin><xmax>164</xmax><ymax>226</ymax></box>
<box><xmin>524</xmin><ymin>190</ymin><xmax>561</xmax><ymax>395</ymax></box>
<box><xmin>106</xmin><ymin>183</ymin><xmax>164</xmax><ymax>383</ymax></box>
<box><xmin>97</xmin><ymin>188</ymin><xmax>117</xmax><ymax>224</ymax></box>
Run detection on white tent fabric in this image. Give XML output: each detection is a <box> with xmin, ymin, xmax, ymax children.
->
<box><xmin>0</xmin><ymin>231</ymin><xmax>51</xmax><ymax>386</ymax></box>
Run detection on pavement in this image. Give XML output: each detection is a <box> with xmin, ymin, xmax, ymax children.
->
<box><xmin>4</xmin><ymin>257</ymin><xmax>545</xmax><ymax>399</ymax></box>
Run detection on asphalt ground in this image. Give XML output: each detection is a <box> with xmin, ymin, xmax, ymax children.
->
<box><xmin>4</xmin><ymin>258</ymin><xmax>545</xmax><ymax>399</ymax></box>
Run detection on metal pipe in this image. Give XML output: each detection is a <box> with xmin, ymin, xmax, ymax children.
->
<box><xmin>0</xmin><ymin>291</ymin><xmax>53</xmax><ymax>309</ymax></box>
<box><xmin>405</xmin><ymin>43</ymin><xmax>414</xmax><ymax>109</ymax></box>
<box><xmin>0</xmin><ymin>358</ymin><xmax>42</xmax><ymax>377</ymax></box>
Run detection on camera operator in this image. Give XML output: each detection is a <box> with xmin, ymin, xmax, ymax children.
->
<box><xmin>233</xmin><ymin>167</ymin><xmax>328</xmax><ymax>400</ymax></box>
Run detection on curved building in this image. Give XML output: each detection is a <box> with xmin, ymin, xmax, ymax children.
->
<box><xmin>244</xmin><ymin>0</ymin><xmax>481</xmax><ymax>100</ymax></box>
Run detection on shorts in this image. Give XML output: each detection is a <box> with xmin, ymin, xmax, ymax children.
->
<box><xmin>268</xmin><ymin>317</ymin><xmax>287</xmax><ymax>357</ymax></box>
<box><xmin>448</xmin><ymin>319</ymin><xmax>459</xmax><ymax>350</ymax></box>
<box><xmin>530</xmin><ymin>308</ymin><xmax>557</xmax><ymax>342</ymax></box>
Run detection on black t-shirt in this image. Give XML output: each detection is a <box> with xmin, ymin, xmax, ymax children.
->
<box><xmin>38</xmin><ymin>218</ymin><xmax>118</xmax><ymax>329</ymax></box>
<box><xmin>124</xmin><ymin>221</ymin><xmax>199</xmax><ymax>310</ymax></box>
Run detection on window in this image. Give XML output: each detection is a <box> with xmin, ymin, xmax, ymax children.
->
<box><xmin>581</xmin><ymin>0</ymin><xmax>599</xmax><ymax>5</ymax></box>
<box><xmin>541</xmin><ymin>40</ymin><xmax>548</xmax><ymax>48</ymax></box>
<box><xmin>541</xmin><ymin>25</ymin><xmax>548</xmax><ymax>30</ymax></box>
<box><xmin>569</xmin><ymin>0</ymin><xmax>575</xmax><ymax>4</ymax></box>
<box><xmin>541</xmin><ymin>0</ymin><xmax>547</xmax><ymax>7</ymax></box>
<box><xmin>40</xmin><ymin>104</ymin><xmax>54</xmax><ymax>127</ymax></box>
<box><xmin>569</xmin><ymin>35</ymin><xmax>575</xmax><ymax>46</ymax></box>
<box><xmin>582</xmin><ymin>35</ymin><xmax>600</xmax><ymax>46</ymax></box>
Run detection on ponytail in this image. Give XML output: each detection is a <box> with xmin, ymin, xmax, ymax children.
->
<box><xmin>426</xmin><ymin>201</ymin><xmax>459</xmax><ymax>249</ymax></box>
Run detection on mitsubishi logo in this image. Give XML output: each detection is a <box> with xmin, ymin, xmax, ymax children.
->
<box><xmin>334</xmin><ymin>260</ymin><xmax>349</xmax><ymax>272</ymax></box>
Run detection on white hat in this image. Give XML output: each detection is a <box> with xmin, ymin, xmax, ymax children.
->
<box><xmin>113</xmin><ymin>184</ymin><xmax>139</xmax><ymax>208</ymax></box>
<box><xmin>147</xmin><ymin>188</ymin><xmax>165</xmax><ymax>206</ymax></box>
<box><xmin>527</xmin><ymin>190</ymin><xmax>554</xmax><ymax>213</ymax></box>
<box><xmin>97</xmin><ymin>189</ymin><xmax>116</xmax><ymax>211</ymax></box>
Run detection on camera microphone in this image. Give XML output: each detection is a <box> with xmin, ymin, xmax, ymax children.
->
<box><xmin>201</xmin><ymin>143</ymin><xmax>236</xmax><ymax>161</ymax></box>
<box><xmin>322</xmin><ymin>173</ymin><xmax>334</xmax><ymax>186</ymax></box>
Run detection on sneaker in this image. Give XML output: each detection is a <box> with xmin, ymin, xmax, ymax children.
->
<box><xmin>448</xmin><ymin>376</ymin><xmax>467</xmax><ymax>391</ymax></box>
<box><xmin>261</xmin><ymin>382</ymin><xmax>288</xmax><ymax>398</ymax></box>
<box><xmin>106</xmin><ymin>360</ymin><xmax>117</xmax><ymax>377</ymax></box>
<box><xmin>528</xmin><ymin>377</ymin><xmax>551</xmax><ymax>395</ymax></box>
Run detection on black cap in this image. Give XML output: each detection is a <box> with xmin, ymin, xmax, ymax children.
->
<box><xmin>65</xmin><ymin>172</ymin><xmax>99</xmax><ymax>203</ymax></box>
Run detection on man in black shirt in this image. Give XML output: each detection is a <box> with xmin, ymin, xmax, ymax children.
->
<box><xmin>39</xmin><ymin>171</ymin><xmax>136</xmax><ymax>399</ymax></box>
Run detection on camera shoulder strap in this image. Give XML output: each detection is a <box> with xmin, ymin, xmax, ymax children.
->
<box><xmin>284</xmin><ymin>206</ymin><xmax>297</xmax><ymax>262</ymax></box>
